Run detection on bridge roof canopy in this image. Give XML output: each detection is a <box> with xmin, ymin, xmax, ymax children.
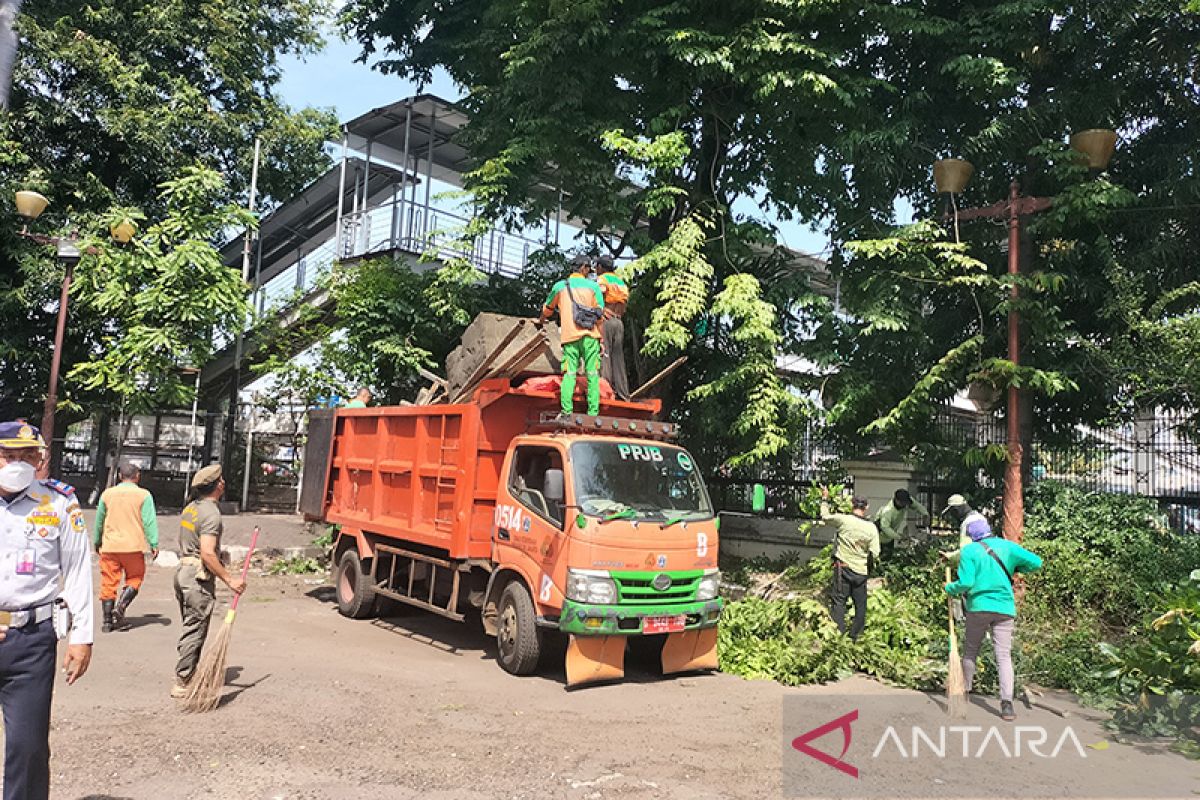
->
<box><xmin>342</xmin><ymin>94</ymin><xmax>471</xmax><ymax>188</ymax></box>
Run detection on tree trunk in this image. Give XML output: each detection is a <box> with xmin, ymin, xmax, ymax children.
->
<box><xmin>0</xmin><ymin>0</ymin><xmax>22</xmax><ymax>110</ymax></box>
<box><xmin>88</xmin><ymin>411</ymin><xmax>111</xmax><ymax>505</ymax></box>
<box><xmin>105</xmin><ymin>406</ymin><xmax>132</xmax><ymax>491</ymax></box>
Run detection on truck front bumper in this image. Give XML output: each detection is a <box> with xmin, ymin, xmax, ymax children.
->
<box><xmin>556</xmin><ymin>598</ymin><xmax>723</xmax><ymax>636</ymax></box>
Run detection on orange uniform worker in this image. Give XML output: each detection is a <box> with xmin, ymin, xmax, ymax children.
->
<box><xmin>539</xmin><ymin>255</ymin><xmax>605</xmax><ymax>416</ymax></box>
<box><xmin>596</xmin><ymin>255</ymin><xmax>631</xmax><ymax>400</ymax></box>
<box><xmin>93</xmin><ymin>462</ymin><xmax>159</xmax><ymax>632</ymax></box>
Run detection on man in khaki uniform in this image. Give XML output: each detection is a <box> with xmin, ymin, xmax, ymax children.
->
<box><xmin>172</xmin><ymin>464</ymin><xmax>246</xmax><ymax>698</ymax></box>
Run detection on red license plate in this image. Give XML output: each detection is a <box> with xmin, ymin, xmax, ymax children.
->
<box><xmin>643</xmin><ymin>614</ymin><xmax>686</xmax><ymax>634</ymax></box>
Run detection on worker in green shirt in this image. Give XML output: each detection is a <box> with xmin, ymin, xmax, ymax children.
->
<box><xmin>345</xmin><ymin>387</ymin><xmax>372</xmax><ymax>408</ymax></box>
<box><xmin>945</xmin><ymin>521</ymin><xmax>1043</xmax><ymax>721</ymax></box>
<box><xmin>821</xmin><ymin>490</ymin><xmax>881</xmax><ymax>641</ymax></box>
<box><xmin>873</xmin><ymin>488</ymin><xmax>928</xmax><ymax>559</ymax></box>
<box><xmin>539</xmin><ymin>256</ymin><xmax>605</xmax><ymax>416</ymax></box>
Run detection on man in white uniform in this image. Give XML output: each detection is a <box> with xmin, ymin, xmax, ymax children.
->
<box><xmin>0</xmin><ymin>420</ymin><xmax>93</xmax><ymax>800</ymax></box>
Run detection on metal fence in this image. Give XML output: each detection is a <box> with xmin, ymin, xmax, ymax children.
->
<box><xmin>706</xmin><ymin>406</ymin><xmax>1200</xmax><ymax>531</ymax></box>
<box><xmin>704</xmin><ymin>427</ymin><xmax>851</xmax><ymax>517</ymax></box>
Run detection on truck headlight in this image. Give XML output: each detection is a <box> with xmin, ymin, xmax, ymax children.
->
<box><xmin>566</xmin><ymin>569</ymin><xmax>618</xmax><ymax>605</ymax></box>
<box><xmin>696</xmin><ymin>570</ymin><xmax>721</xmax><ymax>601</ymax></box>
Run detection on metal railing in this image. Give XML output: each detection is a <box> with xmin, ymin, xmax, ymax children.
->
<box><xmin>337</xmin><ymin>196</ymin><xmax>545</xmax><ymax>278</ymax></box>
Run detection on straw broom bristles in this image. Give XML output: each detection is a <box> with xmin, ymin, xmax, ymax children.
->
<box><xmin>946</xmin><ymin>566</ymin><xmax>968</xmax><ymax>719</ymax></box>
<box><xmin>182</xmin><ymin>607</ymin><xmax>237</xmax><ymax>713</ymax></box>
<box><xmin>183</xmin><ymin>527</ymin><xmax>259</xmax><ymax>714</ymax></box>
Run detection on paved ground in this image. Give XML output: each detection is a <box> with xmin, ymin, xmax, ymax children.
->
<box><xmin>5</xmin><ymin>563</ymin><xmax>1195</xmax><ymax>799</ymax></box>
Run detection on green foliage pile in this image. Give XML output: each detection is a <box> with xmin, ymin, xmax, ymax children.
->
<box><xmin>719</xmin><ymin>543</ymin><xmax>944</xmax><ymax>690</ymax></box>
<box><xmin>267</xmin><ymin>555</ymin><xmax>323</xmax><ymax>576</ymax></box>
<box><xmin>720</xmin><ymin>482</ymin><xmax>1200</xmax><ymax>754</ymax></box>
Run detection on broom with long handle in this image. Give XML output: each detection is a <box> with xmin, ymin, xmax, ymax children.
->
<box><xmin>183</xmin><ymin>526</ymin><xmax>260</xmax><ymax>713</ymax></box>
<box><xmin>946</xmin><ymin>566</ymin><xmax>968</xmax><ymax>718</ymax></box>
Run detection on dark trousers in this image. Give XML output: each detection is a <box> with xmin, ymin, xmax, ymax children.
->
<box><xmin>830</xmin><ymin>563</ymin><xmax>868</xmax><ymax>640</ymax></box>
<box><xmin>601</xmin><ymin>315</ymin><xmax>630</xmax><ymax>400</ymax></box>
<box><xmin>0</xmin><ymin>619</ymin><xmax>56</xmax><ymax>800</ymax></box>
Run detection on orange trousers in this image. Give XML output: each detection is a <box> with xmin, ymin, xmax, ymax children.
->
<box><xmin>99</xmin><ymin>552</ymin><xmax>146</xmax><ymax>601</ymax></box>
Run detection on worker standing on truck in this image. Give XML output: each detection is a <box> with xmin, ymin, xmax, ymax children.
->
<box><xmin>596</xmin><ymin>255</ymin><xmax>631</xmax><ymax>400</ymax></box>
<box><xmin>345</xmin><ymin>387</ymin><xmax>372</xmax><ymax>408</ymax></box>
<box><xmin>539</xmin><ymin>255</ymin><xmax>605</xmax><ymax>416</ymax></box>
<box><xmin>172</xmin><ymin>464</ymin><xmax>246</xmax><ymax>698</ymax></box>
<box><xmin>820</xmin><ymin>489</ymin><xmax>880</xmax><ymax>641</ymax></box>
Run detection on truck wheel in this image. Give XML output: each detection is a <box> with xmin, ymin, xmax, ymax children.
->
<box><xmin>496</xmin><ymin>581</ymin><xmax>541</xmax><ymax>675</ymax></box>
<box><xmin>336</xmin><ymin>550</ymin><xmax>376</xmax><ymax>619</ymax></box>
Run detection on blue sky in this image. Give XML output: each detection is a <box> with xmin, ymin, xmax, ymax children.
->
<box><xmin>275</xmin><ymin>36</ymin><xmax>832</xmax><ymax>256</ymax></box>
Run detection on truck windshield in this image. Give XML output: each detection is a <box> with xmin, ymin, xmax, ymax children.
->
<box><xmin>570</xmin><ymin>441</ymin><xmax>714</xmax><ymax>522</ymax></box>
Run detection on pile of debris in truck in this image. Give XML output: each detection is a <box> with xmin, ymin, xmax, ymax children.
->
<box><xmin>300</xmin><ymin>313</ymin><xmax>716</xmax><ymax>687</ymax></box>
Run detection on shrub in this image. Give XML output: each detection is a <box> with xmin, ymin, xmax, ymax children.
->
<box><xmin>1101</xmin><ymin>577</ymin><xmax>1200</xmax><ymax>757</ymax></box>
<box><xmin>1023</xmin><ymin>482</ymin><xmax>1200</xmax><ymax>624</ymax></box>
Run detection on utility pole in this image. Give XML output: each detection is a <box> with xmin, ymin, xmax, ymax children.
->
<box><xmin>224</xmin><ymin>138</ymin><xmax>261</xmax><ymax>491</ymax></box>
<box><xmin>954</xmin><ymin>182</ymin><xmax>1051</xmax><ymax>542</ymax></box>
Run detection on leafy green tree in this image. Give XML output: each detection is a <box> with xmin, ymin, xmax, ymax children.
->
<box><xmin>67</xmin><ymin>166</ymin><xmax>251</xmax><ymax>473</ymax></box>
<box><xmin>69</xmin><ymin>167</ymin><xmax>250</xmax><ymax>412</ymax></box>
<box><xmin>0</xmin><ymin>0</ymin><xmax>337</xmax><ymax>437</ymax></box>
<box><xmin>251</xmin><ymin>249</ymin><xmax>558</xmax><ymax>409</ymax></box>
<box><xmin>343</xmin><ymin>0</ymin><xmax>1200</xmax><ymax>470</ymax></box>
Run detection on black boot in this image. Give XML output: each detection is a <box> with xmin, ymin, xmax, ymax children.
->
<box><xmin>101</xmin><ymin>599</ymin><xmax>115</xmax><ymax>633</ymax></box>
<box><xmin>113</xmin><ymin>586</ymin><xmax>138</xmax><ymax>629</ymax></box>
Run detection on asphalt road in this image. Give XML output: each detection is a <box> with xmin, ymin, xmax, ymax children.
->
<box><xmin>6</xmin><ymin>563</ymin><xmax>1195</xmax><ymax>800</ymax></box>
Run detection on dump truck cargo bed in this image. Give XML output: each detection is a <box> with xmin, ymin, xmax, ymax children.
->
<box><xmin>302</xmin><ymin>378</ymin><xmax>663</xmax><ymax>559</ymax></box>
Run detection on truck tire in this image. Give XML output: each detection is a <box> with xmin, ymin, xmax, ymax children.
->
<box><xmin>496</xmin><ymin>581</ymin><xmax>541</xmax><ymax>675</ymax></box>
<box><xmin>336</xmin><ymin>549</ymin><xmax>376</xmax><ymax>619</ymax></box>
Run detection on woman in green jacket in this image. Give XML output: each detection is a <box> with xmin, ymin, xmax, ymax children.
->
<box><xmin>944</xmin><ymin>517</ymin><xmax>1042</xmax><ymax>721</ymax></box>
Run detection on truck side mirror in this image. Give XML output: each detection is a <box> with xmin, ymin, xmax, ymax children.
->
<box><xmin>751</xmin><ymin>483</ymin><xmax>767</xmax><ymax>514</ymax></box>
<box><xmin>544</xmin><ymin>469</ymin><xmax>565</xmax><ymax>502</ymax></box>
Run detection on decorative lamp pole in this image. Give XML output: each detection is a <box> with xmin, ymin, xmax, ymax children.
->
<box><xmin>934</xmin><ymin>131</ymin><xmax>1115</xmax><ymax>542</ymax></box>
<box><xmin>14</xmin><ymin>192</ymin><xmax>137</xmax><ymax>466</ymax></box>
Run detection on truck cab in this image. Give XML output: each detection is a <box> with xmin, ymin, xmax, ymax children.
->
<box><xmin>492</xmin><ymin>430</ymin><xmax>722</xmax><ymax>681</ymax></box>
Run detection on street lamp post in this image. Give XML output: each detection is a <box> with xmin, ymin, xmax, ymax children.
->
<box><xmin>42</xmin><ymin>236</ymin><xmax>81</xmax><ymax>462</ymax></box>
<box><xmin>13</xmin><ymin>190</ymin><xmax>136</xmax><ymax>467</ymax></box>
<box><xmin>934</xmin><ymin>130</ymin><xmax>1116</xmax><ymax>542</ymax></box>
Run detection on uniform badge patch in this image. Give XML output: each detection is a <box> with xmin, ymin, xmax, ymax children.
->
<box><xmin>70</xmin><ymin>511</ymin><xmax>86</xmax><ymax>534</ymax></box>
<box><xmin>45</xmin><ymin>478</ymin><xmax>76</xmax><ymax>497</ymax></box>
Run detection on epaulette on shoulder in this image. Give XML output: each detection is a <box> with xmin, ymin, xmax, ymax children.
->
<box><xmin>44</xmin><ymin>478</ymin><xmax>76</xmax><ymax>497</ymax></box>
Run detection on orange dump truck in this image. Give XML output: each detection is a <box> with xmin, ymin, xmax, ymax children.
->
<box><xmin>300</xmin><ymin>378</ymin><xmax>722</xmax><ymax>686</ymax></box>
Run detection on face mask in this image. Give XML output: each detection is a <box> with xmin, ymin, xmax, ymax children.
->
<box><xmin>0</xmin><ymin>461</ymin><xmax>36</xmax><ymax>493</ymax></box>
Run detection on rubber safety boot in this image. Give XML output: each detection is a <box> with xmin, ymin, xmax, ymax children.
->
<box><xmin>101</xmin><ymin>599</ymin><xmax>115</xmax><ymax>633</ymax></box>
<box><xmin>113</xmin><ymin>586</ymin><xmax>138</xmax><ymax>630</ymax></box>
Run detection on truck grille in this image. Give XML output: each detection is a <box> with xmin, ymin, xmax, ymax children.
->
<box><xmin>613</xmin><ymin>573</ymin><xmax>701</xmax><ymax>604</ymax></box>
